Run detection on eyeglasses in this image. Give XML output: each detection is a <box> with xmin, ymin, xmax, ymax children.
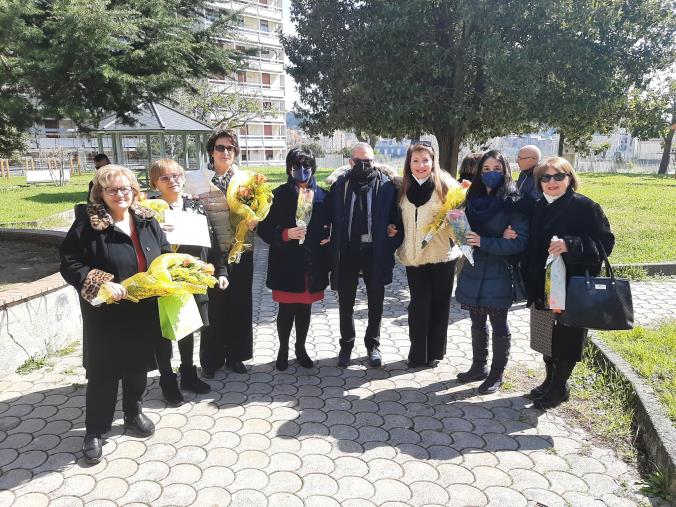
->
<box><xmin>104</xmin><ymin>186</ymin><xmax>133</xmax><ymax>196</ymax></box>
<box><xmin>214</xmin><ymin>145</ymin><xmax>236</xmax><ymax>153</ymax></box>
<box><xmin>410</xmin><ymin>140</ymin><xmax>433</xmax><ymax>148</ymax></box>
<box><xmin>158</xmin><ymin>173</ymin><xmax>182</xmax><ymax>183</ymax></box>
<box><xmin>539</xmin><ymin>173</ymin><xmax>568</xmax><ymax>183</ymax></box>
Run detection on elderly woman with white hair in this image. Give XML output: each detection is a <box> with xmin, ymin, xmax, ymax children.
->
<box><xmin>60</xmin><ymin>165</ymin><xmax>171</xmax><ymax>464</ymax></box>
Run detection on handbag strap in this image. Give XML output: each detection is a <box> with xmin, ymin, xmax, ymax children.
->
<box><xmin>584</xmin><ymin>240</ymin><xmax>615</xmax><ymax>286</ymax></box>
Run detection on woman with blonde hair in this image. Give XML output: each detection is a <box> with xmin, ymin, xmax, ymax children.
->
<box><xmin>148</xmin><ymin>159</ymin><xmax>227</xmax><ymax>405</ymax></box>
<box><xmin>396</xmin><ymin>142</ymin><xmax>462</xmax><ymax>368</ymax></box>
<box><xmin>60</xmin><ymin>165</ymin><xmax>171</xmax><ymax>464</ymax></box>
<box><xmin>526</xmin><ymin>157</ymin><xmax>614</xmax><ymax>409</ymax></box>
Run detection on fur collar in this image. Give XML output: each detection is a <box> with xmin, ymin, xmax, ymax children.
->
<box><xmin>86</xmin><ymin>202</ymin><xmax>157</xmax><ymax>231</ymax></box>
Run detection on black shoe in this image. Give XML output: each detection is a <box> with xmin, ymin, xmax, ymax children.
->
<box><xmin>337</xmin><ymin>347</ymin><xmax>351</xmax><ymax>368</ymax></box>
<box><xmin>367</xmin><ymin>348</ymin><xmax>382</xmax><ymax>368</ymax></box>
<box><xmin>425</xmin><ymin>359</ymin><xmax>439</xmax><ymax>368</ymax></box>
<box><xmin>180</xmin><ymin>365</ymin><xmax>210</xmax><ymax>394</ymax></box>
<box><xmin>124</xmin><ymin>413</ymin><xmax>155</xmax><ymax>438</ymax></box>
<box><xmin>82</xmin><ymin>434</ymin><xmax>102</xmax><ymax>464</ymax></box>
<box><xmin>534</xmin><ymin>359</ymin><xmax>575</xmax><ymax>410</ymax></box>
<box><xmin>528</xmin><ymin>356</ymin><xmax>554</xmax><ymax>399</ymax></box>
<box><xmin>407</xmin><ymin>360</ymin><xmax>422</xmax><ymax>369</ymax></box>
<box><xmin>201</xmin><ymin>365</ymin><xmax>215</xmax><ymax>379</ymax></box>
<box><xmin>226</xmin><ymin>360</ymin><xmax>248</xmax><ymax>374</ymax></box>
<box><xmin>457</xmin><ymin>362</ymin><xmax>489</xmax><ymax>382</ymax></box>
<box><xmin>159</xmin><ymin>372</ymin><xmax>184</xmax><ymax>407</ymax></box>
<box><xmin>295</xmin><ymin>346</ymin><xmax>314</xmax><ymax>369</ymax></box>
<box><xmin>477</xmin><ymin>368</ymin><xmax>504</xmax><ymax>394</ymax></box>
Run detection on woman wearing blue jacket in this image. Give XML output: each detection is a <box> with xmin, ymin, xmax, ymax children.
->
<box><xmin>455</xmin><ymin>150</ymin><xmax>529</xmax><ymax>394</ymax></box>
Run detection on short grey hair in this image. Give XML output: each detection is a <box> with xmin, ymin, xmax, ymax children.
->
<box><xmin>519</xmin><ymin>144</ymin><xmax>542</xmax><ymax>161</ymax></box>
<box><xmin>351</xmin><ymin>142</ymin><xmax>374</xmax><ymax>158</ymax></box>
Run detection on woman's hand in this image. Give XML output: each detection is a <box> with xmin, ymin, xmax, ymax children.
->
<box><xmin>548</xmin><ymin>237</ymin><xmax>568</xmax><ymax>256</ymax></box>
<box><xmin>319</xmin><ymin>238</ymin><xmax>330</xmax><ymax>245</ymax></box>
<box><xmin>104</xmin><ymin>282</ymin><xmax>127</xmax><ymax>302</ymax></box>
<box><xmin>218</xmin><ymin>276</ymin><xmax>229</xmax><ymax>290</ymax></box>
<box><xmin>502</xmin><ymin>225</ymin><xmax>517</xmax><ymax>239</ymax></box>
<box><xmin>160</xmin><ymin>223</ymin><xmax>175</xmax><ymax>232</ymax></box>
<box><xmin>466</xmin><ymin>231</ymin><xmax>481</xmax><ymax>247</ymax></box>
<box><xmin>387</xmin><ymin>224</ymin><xmax>398</xmax><ymax>237</ymax></box>
<box><xmin>287</xmin><ymin>226</ymin><xmax>307</xmax><ymax>241</ymax></box>
<box><xmin>246</xmin><ymin>217</ymin><xmax>259</xmax><ymax>231</ymax></box>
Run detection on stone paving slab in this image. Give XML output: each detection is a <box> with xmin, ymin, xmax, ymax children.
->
<box><xmin>1</xmin><ymin>244</ymin><xmax>674</xmax><ymax>506</ymax></box>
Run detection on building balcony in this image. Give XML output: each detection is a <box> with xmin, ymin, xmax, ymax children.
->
<box><xmin>246</xmin><ymin>59</ymin><xmax>284</xmax><ymax>73</ymax></box>
<box><xmin>236</xmin><ymin>28</ymin><xmax>282</xmax><ymax>47</ymax></box>
<box><xmin>219</xmin><ymin>0</ymin><xmax>283</xmax><ymax>19</ymax></box>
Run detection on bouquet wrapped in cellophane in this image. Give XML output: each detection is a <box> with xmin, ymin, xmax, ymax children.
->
<box><xmin>295</xmin><ymin>187</ymin><xmax>314</xmax><ymax>245</ymax></box>
<box><xmin>226</xmin><ymin>172</ymin><xmax>273</xmax><ymax>263</ymax></box>
<box><xmin>138</xmin><ymin>194</ymin><xmax>169</xmax><ymax>223</ymax></box>
<box><xmin>420</xmin><ymin>182</ymin><xmax>469</xmax><ymax>249</ymax></box>
<box><xmin>446</xmin><ymin>209</ymin><xmax>475</xmax><ymax>266</ymax></box>
<box><xmin>91</xmin><ymin>253</ymin><xmax>217</xmax><ymax>306</ymax></box>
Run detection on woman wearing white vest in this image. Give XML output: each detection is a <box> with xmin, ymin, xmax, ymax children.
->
<box><xmin>195</xmin><ymin>129</ymin><xmax>258</xmax><ymax>377</ymax></box>
<box><xmin>396</xmin><ymin>142</ymin><xmax>462</xmax><ymax>368</ymax></box>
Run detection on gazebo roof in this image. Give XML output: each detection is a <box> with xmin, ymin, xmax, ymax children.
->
<box><xmin>96</xmin><ymin>102</ymin><xmax>213</xmax><ymax>133</ymax></box>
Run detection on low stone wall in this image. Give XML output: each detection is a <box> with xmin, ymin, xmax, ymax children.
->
<box><xmin>0</xmin><ymin>229</ymin><xmax>83</xmax><ymax>375</ymax></box>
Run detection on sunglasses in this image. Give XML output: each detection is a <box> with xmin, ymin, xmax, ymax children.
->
<box><xmin>158</xmin><ymin>173</ymin><xmax>182</xmax><ymax>183</ymax></box>
<box><xmin>539</xmin><ymin>173</ymin><xmax>568</xmax><ymax>183</ymax></box>
<box><xmin>410</xmin><ymin>140</ymin><xmax>433</xmax><ymax>148</ymax></box>
<box><xmin>214</xmin><ymin>145</ymin><xmax>236</xmax><ymax>153</ymax></box>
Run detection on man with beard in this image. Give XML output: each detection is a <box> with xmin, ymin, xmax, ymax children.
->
<box><xmin>328</xmin><ymin>142</ymin><xmax>403</xmax><ymax>368</ymax></box>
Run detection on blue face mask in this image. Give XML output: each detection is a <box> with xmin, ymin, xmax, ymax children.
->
<box><xmin>481</xmin><ymin>171</ymin><xmax>504</xmax><ymax>189</ymax></box>
<box><xmin>291</xmin><ymin>165</ymin><xmax>312</xmax><ymax>183</ymax></box>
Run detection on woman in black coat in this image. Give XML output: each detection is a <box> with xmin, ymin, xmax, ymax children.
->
<box><xmin>60</xmin><ymin>165</ymin><xmax>171</xmax><ymax>464</ymax></box>
<box><xmin>525</xmin><ymin>157</ymin><xmax>615</xmax><ymax>409</ymax></box>
<box><xmin>148</xmin><ymin>159</ymin><xmax>227</xmax><ymax>406</ymax></box>
<box><xmin>257</xmin><ymin>147</ymin><xmax>331</xmax><ymax>370</ymax></box>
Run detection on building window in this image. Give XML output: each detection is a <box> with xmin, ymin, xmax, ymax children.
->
<box><xmin>262</xmin><ymin>101</ymin><xmax>272</xmax><ymax>110</ymax></box>
<box><xmin>237</xmin><ymin>72</ymin><xmax>246</xmax><ymax>82</ymax></box>
<box><xmin>266</xmin><ymin>150</ymin><xmax>274</xmax><ymax>161</ymax></box>
<box><xmin>261</xmin><ymin>73</ymin><xmax>271</xmax><ymax>86</ymax></box>
<box><xmin>44</xmin><ymin>119</ymin><xmax>60</xmax><ymax>138</ymax></box>
<box><xmin>264</xmin><ymin>124</ymin><xmax>273</xmax><ymax>137</ymax></box>
<box><xmin>260</xmin><ymin>19</ymin><xmax>269</xmax><ymax>32</ymax></box>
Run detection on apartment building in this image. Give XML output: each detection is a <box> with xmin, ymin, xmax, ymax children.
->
<box><xmin>210</xmin><ymin>0</ymin><xmax>288</xmax><ymax>165</ymax></box>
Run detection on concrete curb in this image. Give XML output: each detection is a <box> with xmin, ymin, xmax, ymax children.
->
<box><xmin>0</xmin><ymin>228</ymin><xmax>66</xmax><ymax>246</ymax></box>
<box><xmin>615</xmin><ymin>262</ymin><xmax>676</xmax><ymax>276</ymax></box>
<box><xmin>588</xmin><ymin>335</ymin><xmax>676</xmax><ymax>498</ymax></box>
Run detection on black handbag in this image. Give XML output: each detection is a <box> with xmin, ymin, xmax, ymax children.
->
<box><xmin>505</xmin><ymin>258</ymin><xmax>527</xmax><ymax>304</ymax></box>
<box><xmin>559</xmin><ymin>243</ymin><xmax>633</xmax><ymax>330</ymax></box>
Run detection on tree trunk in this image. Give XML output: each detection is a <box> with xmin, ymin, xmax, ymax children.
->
<box><xmin>658</xmin><ymin>114</ymin><xmax>675</xmax><ymax>175</ymax></box>
<box><xmin>435</xmin><ymin>127</ymin><xmax>463</xmax><ymax>177</ymax></box>
<box><xmin>557</xmin><ymin>132</ymin><xmax>565</xmax><ymax>156</ymax></box>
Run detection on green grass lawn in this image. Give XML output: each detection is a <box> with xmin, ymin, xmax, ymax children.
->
<box><xmin>1</xmin><ymin>169</ymin><xmax>674</xmax><ymax>264</ymax></box>
<box><xmin>600</xmin><ymin>320</ymin><xmax>676</xmax><ymax>424</ymax></box>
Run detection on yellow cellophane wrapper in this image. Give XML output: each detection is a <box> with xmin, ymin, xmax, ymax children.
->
<box><xmin>420</xmin><ymin>185</ymin><xmax>468</xmax><ymax>248</ymax></box>
<box><xmin>91</xmin><ymin>253</ymin><xmax>217</xmax><ymax>306</ymax></box>
<box><xmin>226</xmin><ymin>172</ymin><xmax>273</xmax><ymax>263</ymax></box>
<box><xmin>138</xmin><ymin>198</ymin><xmax>169</xmax><ymax>223</ymax></box>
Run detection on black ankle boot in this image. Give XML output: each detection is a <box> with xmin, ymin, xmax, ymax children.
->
<box><xmin>457</xmin><ymin>327</ymin><xmax>489</xmax><ymax>382</ymax></box>
<box><xmin>535</xmin><ymin>359</ymin><xmax>575</xmax><ymax>409</ymax></box>
<box><xmin>295</xmin><ymin>345</ymin><xmax>314</xmax><ymax>368</ymax></box>
<box><xmin>180</xmin><ymin>365</ymin><xmax>210</xmax><ymax>394</ymax></box>
<box><xmin>159</xmin><ymin>372</ymin><xmax>184</xmax><ymax>406</ymax></box>
<box><xmin>529</xmin><ymin>355</ymin><xmax>554</xmax><ymax>399</ymax></box>
<box><xmin>276</xmin><ymin>348</ymin><xmax>289</xmax><ymax>371</ymax></box>
<box><xmin>477</xmin><ymin>334</ymin><xmax>511</xmax><ymax>395</ymax></box>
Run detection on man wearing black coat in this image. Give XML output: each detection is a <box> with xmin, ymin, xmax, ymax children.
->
<box><xmin>329</xmin><ymin>143</ymin><xmax>403</xmax><ymax>367</ymax></box>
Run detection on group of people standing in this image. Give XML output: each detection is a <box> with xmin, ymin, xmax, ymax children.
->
<box><xmin>60</xmin><ymin>130</ymin><xmax>614</xmax><ymax>464</ymax></box>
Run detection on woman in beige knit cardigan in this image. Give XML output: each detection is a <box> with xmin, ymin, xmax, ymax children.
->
<box><xmin>395</xmin><ymin>142</ymin><xmax>462</xmax><ymax>368</ymax></box>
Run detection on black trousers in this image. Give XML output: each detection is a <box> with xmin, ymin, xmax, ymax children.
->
<box><xmin>155</xmin><ymin>333</ymin><xmax>197</xmax><ymax>376</ymax></box>
<box><xmin>85</xmin><ymin>372</ymin><xmax>147</xmax><ymax>436</ymax></box>
<box><xmin>338</xmin><ymin>247</ymin><xmax>384</xmax><ymax>351</ymax></box>
<box><xmin>405</xmin><ymin>260</ymin><xmax>456</xmax><ymax>364</ymax></box>
<box><xmin>201</xmin><ymin>251</ymin><xmax>254</xmax><ymax>370</ymax></box>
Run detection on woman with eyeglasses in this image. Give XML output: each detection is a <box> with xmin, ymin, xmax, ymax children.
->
<box><xmin>196</xmin><ymin>128</ymin><xmax>258</xmax><ymax>378</ymax></box>
<box><xmin>455</xmin><ymin>150</ymin><xmax>529</xmax><ymax>394</ymax></box>
<box><xmin>60</xmin><ymin>165</ymin><xmax>171</xmax><ymax>464</ymax></box>
<box><xmin>148</xmin><ymin>159</ymin><xmax>227</xmax><ymax>405</ymax></box>
<box><xmin>395</xmin><ymin>143</ymin><xmax>462</xmax><ymax>368</ymax></box>
<box><xmin>257</xmin><ymin>147</ymin><xmax>331</xmax><ymax>370</ymax></box>
<box><xmin>525</xmin><ymin>157</ymin><xmax>614</xmax><ymax>409</ymax></box>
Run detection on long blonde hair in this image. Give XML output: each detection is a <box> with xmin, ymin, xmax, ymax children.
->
<box><xmin>399</xmin><ymin>144</ymin><xmax>449</xmax><ymax>203</ymax></box>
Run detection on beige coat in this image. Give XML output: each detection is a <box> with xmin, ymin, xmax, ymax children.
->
<box><xmin>396</xmin><ymin>176</ymin><xmax>462</xmax><ymax>267</ymax></box>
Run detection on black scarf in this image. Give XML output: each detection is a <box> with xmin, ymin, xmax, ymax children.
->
<box><xmin>211</xmin><ymin>169</ymin><xmax>234</xmax><ymax>194</ymax></box>
<box><xmin>406</xmin><ymin>177</ymin><xmax>434</xmax><ymax>207</ymax></box>
<box><xmin>465</xmin><ymin>193</ymin><xmax>503</xmax><ymax>236</ymax></box>
<box><xmin>346</xmin><ymin>168</ymin><xmax>379</xmax><ymax>245</ymax></box>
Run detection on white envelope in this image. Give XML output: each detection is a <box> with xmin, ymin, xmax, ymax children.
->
<box><xmin>163</xmin><ymin>209</ymin><xmax>211</xmax><ymax>248</ymax></box>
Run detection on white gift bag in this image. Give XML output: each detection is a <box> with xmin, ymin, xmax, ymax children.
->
<box><xmin>545</xmin><ymin>236</ymin><xmax>567</xmax><ymax>311</ymax></box>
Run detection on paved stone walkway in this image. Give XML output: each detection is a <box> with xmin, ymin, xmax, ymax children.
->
<box><xmin>1</xmin><ymin>244</ymin><xmax>674</xmax><ymax>506</ymax></box>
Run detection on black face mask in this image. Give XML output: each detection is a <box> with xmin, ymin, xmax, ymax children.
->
<box><xmin>352</xmin><ymin>160</ymin><xmax>375</xmax><ymax>180</ymax></box>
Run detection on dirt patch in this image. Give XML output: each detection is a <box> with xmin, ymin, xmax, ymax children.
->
<box><xmin>0</xmin><ymin>240</ymin><xmax>60</xmax><ymax>292</ymax></box>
